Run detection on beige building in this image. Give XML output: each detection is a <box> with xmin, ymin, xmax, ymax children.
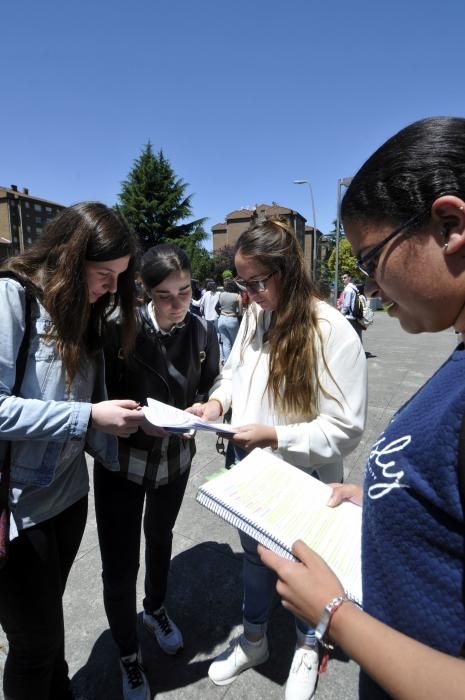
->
<box><xmin>211</xmin><ymin>202</ymin><xmax>319</xmax><ymax>274</ymax></box>
<box><xmin>0</xmin><ymin>185</ymin><xmax>66</xmax><ymax>261</ymax></box>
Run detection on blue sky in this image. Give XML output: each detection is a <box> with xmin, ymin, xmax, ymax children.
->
<box><xmin>2</xmin><ymin>0</ymin><xmax>464</xmax><ymax>249</ymax></box>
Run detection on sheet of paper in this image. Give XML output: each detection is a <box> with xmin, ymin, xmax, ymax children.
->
<box><xmin>144</xmin><ymin>397</ymin><xmax>236</xmax><ymax>434</ymax></box>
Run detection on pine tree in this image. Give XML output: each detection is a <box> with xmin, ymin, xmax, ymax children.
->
<box><xmin>116</xmin><ymin>143</ymin><xmax>208</xmax><ymax>253</ymax></box>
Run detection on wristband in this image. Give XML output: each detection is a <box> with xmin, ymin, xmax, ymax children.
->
<box><xmin>315</xmin><ymin>594</ymin><xmax>351</xmax><ymax>649</ymax></box>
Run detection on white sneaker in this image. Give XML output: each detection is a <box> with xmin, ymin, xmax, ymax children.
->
<box><xmin>208</xmin><ymin>634</ymin><xmax>269</xmax><ymax>686</ymax></box>
<box><xmin>143</xmin><ymin>606</ymin><xmax>183</xmax><ymax>655</ymax></box>
<box><xmin>284</xmin><ymin>646</ymin><xmax>319</xmax><ymax>700</ymax></box>
<box><xmin>119</xmin><ymin>651</ymin><xmax>150</xmax><ymax>700</ymax></box>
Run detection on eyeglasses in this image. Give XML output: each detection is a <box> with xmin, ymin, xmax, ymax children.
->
<box><xmin>234</xmin><ymin>271</ymin><xmax>277</xmax><ymax>294</ymax></box>
<box><xmin>356</xmin><ymin>212</ymin><xmax>424</xmax><ymax>278</ymax></box>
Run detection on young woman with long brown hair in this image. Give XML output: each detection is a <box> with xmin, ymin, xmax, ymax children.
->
<box><xmin>0</xmin><ymin>202</ymin><xmax>144</xmax><ymax>700</ymax></box>
<box><xmin>189</xmin><ymin>219</ymin><xmax>367</xmax><ymax>700</ymax></box>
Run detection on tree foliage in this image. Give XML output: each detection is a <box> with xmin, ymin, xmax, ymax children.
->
<box><xmin>327</xmin><ymin>238</ymin><xmax>359</xmax><ymax>281</ymax></box>
<box><xmin>211</xmin><ymin>245</ymin><xmax>236</xmax><ymax>283</ymax></box>
<box><xmin>116</xmin><ymin>143</ymin><xmax>208</xmax><ymax>254</ymax></box>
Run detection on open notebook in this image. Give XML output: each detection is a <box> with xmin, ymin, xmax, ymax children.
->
<box><xmin>143</xmin><ymin>398</ymin><xmax>236</xmax><ymax>434</ymax></box>
<box><xmin>197</xmin><ymin>448</ymin><xmax>362</xmax><ymax>603</ymax></box>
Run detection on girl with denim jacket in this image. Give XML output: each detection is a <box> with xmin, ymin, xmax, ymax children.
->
<box><xmin>0</xmin><ymin>202</ymin><xmax>145</xmax><ymax>700</ymax></box>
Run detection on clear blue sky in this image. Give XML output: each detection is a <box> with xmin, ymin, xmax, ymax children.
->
<box><xmin>2</xmin><ymin>0</ymin><xmax>464</xmax><ymax>249</ymax></box>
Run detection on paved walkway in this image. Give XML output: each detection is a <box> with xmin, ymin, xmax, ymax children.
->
<box><xmin>0</xmin><ymin>313</ymin><xmax>457</xmax><ymax>699</ymax></box>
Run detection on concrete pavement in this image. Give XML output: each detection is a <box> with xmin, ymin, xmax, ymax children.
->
<box><xmin>0</xmin><ymin>312</ymin><xmax>457</xmax><ymax>699</ymax></box>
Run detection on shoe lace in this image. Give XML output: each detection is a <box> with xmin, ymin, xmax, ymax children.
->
<box><xmin>122</xmin><ymin>658</ymin><xmax>145</xmax><ymax>689</ymax></box>
<box><xmin>153</xmin><ymin>608</ymin><xmax>172</xmax><ymax>635</ymax></box>
<box><xmin>291</xmin><ymin>649</ymin><xmax>316</xmax><ymax>673</ymax></box>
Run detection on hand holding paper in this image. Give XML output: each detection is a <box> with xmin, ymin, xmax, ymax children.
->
<box><xmin>143</xmin><ymin>398</ymin><xmax>236</xmax><ymax>435</ymax></box>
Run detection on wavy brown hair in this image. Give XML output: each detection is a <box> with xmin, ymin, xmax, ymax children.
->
<box><xmin>235</xmin><ymin>219</ymin><xmax>332</xmax><ymax>418</ymax></box>
<box><xmin>5</xmin><ymin>202</ymin><xmax>139</xmax><ymax>384</ymax></box>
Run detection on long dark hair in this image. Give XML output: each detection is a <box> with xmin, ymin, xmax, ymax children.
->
<box><xmin>235</xmin><ymin>219</ymin><xmax>329</xmax><ymax>418</ymax></box>
<box><xmin>342</xmin><ymin>116</ymin><xmax>465</xmax><ymax>230</ymax></box>
<box><xmin>5</xmin><ymin>202</ymin><xmax>139</xmax><ymax>383</ymax></box>
<box><xmin>140</xmin><ymin>243</ymin><xmax>191</xmax><ymax>289</ymax></box>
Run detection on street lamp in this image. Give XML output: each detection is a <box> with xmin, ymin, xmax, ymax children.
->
<box><xmin>293</xmin><ymin>179</ymin><xmax>318</xmax><ymax>278</ymax></box>
<box><xmin>334</xmin><ymin>177</ymin><xmax>353</xmax><ymax>305</ymax></box>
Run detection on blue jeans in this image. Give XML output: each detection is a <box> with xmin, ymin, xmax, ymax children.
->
<box><xmin>218</xmin><ymin>315</ymin><xmax>240</xmax><ymax>362</ymax></box>
<box><xmin>232</xmin><ymin>447</ymin><xmax>316</xmax><ymax>646</ymax></box>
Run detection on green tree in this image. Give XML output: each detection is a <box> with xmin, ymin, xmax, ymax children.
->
<box><xmin>211</xmin><ymin>245</ymin><xmax>236</xmax><ymax>283</ymax></box>
<box><xmin>116</xmin><ymin>143</ymin><xmax>208</xmax><ymax>253</ymax></box>
<box><xmin>327</xmin><ymin>238</ymin><xmax>359</xmax><ymax>282</ymax></box>
<box><xmin>177</xmin><ymin>230</ymin><xmax>213</xmax><ymax>282</ymax></box>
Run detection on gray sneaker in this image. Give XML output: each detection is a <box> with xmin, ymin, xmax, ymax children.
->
<box><xmin>143</xmin><ymin>606</ymin><xmax>183</xmax><ymax>655</ymax></box>
<box><xmin>208</xmin><ymin>634</ymin><xmax>269</xmax><ymax>686</ymax></box>
<box><xmin>119</xmin><ymin>651</ymin><xmax>150</xmax><ymax>700</ymax></box>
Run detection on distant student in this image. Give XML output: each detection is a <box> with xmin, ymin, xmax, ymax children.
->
<box><xmin>188</xmin><ymin>219</ymin><xmax>367</xmax><ymax>700</ymax></box>
<box><xmin>216</xmin><ymin>277</ymin><xmax>242</xmax><ymax>362</ymax></box>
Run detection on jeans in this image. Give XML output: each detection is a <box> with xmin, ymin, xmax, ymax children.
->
<box><xmin>218</xmin><ymin>315</ymin><xmax>240</xmax><ymax>362</ymax></box>
<box><xmin>240</xmin><ymin>531</ymin><xmax>316</xmax><ymax>646</ymax></box>
<box><xmin>0</xmin><ymin>496</ymin><xmax>88</xmax><ymax>700</ymax></box>
<box><xmin>94</xmin><ymin>463</ymin><xmax>190</xmax><ymax>657</ymax></box>
<box><xmin>231</xmin><ymin>446</ymin><xmax>316</xmax><ymax>646</ymax></box>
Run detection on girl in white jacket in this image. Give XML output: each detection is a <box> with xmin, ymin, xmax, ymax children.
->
<box><xmin>189</xmin><ymin>219</ymin><xmax>367</xmax><ymax>700</ymax></box>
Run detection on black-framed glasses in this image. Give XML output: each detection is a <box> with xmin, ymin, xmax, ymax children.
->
<box><xmin>356</xmin><ymin>212</ymin><xmax>424</xmax><ymax>278</ymax></box>
<box><xmin>234</xmin><ymin>271</ymin><xmax>277</xmax><ymax>294</ymax></box>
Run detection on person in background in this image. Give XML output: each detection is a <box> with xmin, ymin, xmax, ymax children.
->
<box><xmin>189</xmin><ymin>277</ymin><xmax>203</xmax><ymax>317</ymax></box>
<box><xmin>340</xmin><ymin>271</ymin><xmax>363</xmax><ymax>342</ymax></box>
<box><xmin>259</xmin><ymin>116</ymin><xmax>465</xmax><ymax>700</ymax></box>
<box><xmin>188</xmin><ymin>219</ymin><xmax>367</xmax><ymax>700</ymax></box>
<box><xmin>199</xmin><ymin>280</ymin><xmax>220</xmax><ymax>328</ymax></box>
<box><xmin>216</xmin><ymin>277</ymin><xmax>243</xmax><ymax>362</ymax></box>
<box><xmin>94</xmin><ymin>243</ymin><xmax>220</xmax><ymax>700</ymax></box>
<box><xmin>0</xmin><ymin>202</ymin><xmax>144</xmax><ymax>700</ymax></box>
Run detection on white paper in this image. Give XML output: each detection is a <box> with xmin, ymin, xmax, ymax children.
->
<box><xmin>143</xmin><ymin>397</ymin><xmax>236</xmax><ymax>434</ymax></box>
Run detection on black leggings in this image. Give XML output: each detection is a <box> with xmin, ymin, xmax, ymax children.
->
<box><xmin>94</xmin><ymin>464</ymin><xmax>189</xmax><ymax>657</ymax></box>
<box><xmin>0</xmin><ymin>496</ymin><xmax>88</xmax><ymax>700</ymax></box>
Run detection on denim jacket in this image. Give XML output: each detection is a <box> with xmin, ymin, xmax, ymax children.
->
<box><xmin>0</xmin><ymin>278</ymin><xmax>118</xmax><ymax>487</ymax></box>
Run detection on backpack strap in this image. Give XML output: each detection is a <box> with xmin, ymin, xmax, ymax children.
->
<box><xmin>0</xmin><ymin>272</ymin><xmax>33</xmax><ymax>394</ymax></box>
<box><xmin>0</xmin><ymin>272</ymin><xmax>33</xmax><ymax>557</ymax></box>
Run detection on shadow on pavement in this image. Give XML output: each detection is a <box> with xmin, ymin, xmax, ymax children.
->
<box><xmin>71</xmin><ymin>540</ymin><xmax>350</xmax><ymax>698</ymax></box>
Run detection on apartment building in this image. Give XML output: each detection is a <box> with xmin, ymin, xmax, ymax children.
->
<box><xmin>0</xmin><ymin>185</ymin><xmax>66</xmax><ymax>261</ymax></box>
<box><xmin>211</xmin><ymin>202</ymin><xmax>319</xmax><ymax>274</ymax></box>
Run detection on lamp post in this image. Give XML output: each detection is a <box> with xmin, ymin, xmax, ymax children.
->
<box><xmin>334</xmin><ymin>177</ymin><xmax>353</xmax><ymax>305</ymax></box>
<box><xmin>293</xmin><ymin>179</ymin><xmax>318</xmax><ymax>278</ymax></box>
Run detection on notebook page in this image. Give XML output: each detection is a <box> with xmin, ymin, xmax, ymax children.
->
<box><xmin>198</xmin><ymin>448</ymin><xmax>362</xmax><ymax>602</ymax></box>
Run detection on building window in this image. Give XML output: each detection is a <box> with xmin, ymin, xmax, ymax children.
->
<box><xmin>24</xmin><ymin>201</ymin><xmax>30</xmax><ymax>209</ymax></box>
<box><xmin>34</xmin><ymin>204</ymin><xmax>42</xmax><ymax>213</ymax></box>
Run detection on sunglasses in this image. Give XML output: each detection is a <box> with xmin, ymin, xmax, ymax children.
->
<box><xmin>356</xmin><ymin>212</ymin><xmax>424</xmax><ymax>278</ymax></box>
<box><xmin>234</xmin><ymin>271</ymin><xmax>277</xmax><ymax>294</ymax></box>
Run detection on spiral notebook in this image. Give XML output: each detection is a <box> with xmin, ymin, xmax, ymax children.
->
<box><xmin>197</xmin><ymin>448</ymin><xmax>362</xmax><ymax>603</ymax></box>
